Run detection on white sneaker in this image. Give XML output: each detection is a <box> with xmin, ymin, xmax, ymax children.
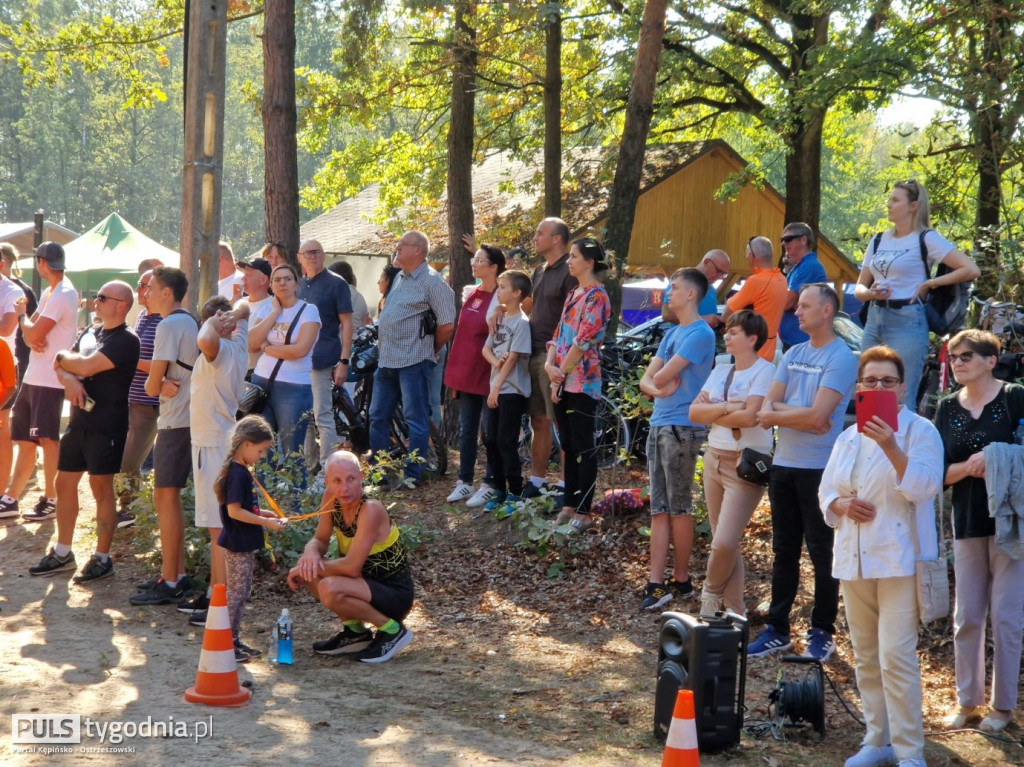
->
<box><xmin>446</xmin><ymin>481</ymin><xmax>474</xmax><ymax>503</ymax></box>
<box><xmin>844</xmin><ymin>744</ymin><xmax>896</xmax><ymax>767</ymax></box>
<box><xmin>466</xmin><ymin>483</ymin><xmax>497</xmax><ymax>508</ymax></box>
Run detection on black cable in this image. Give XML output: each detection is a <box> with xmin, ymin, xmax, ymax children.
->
<box><xmin>926</xmin><ymin>728</ymin><xmax>1023</xmax><ymax>747</ymax></box>
<box><xmin>821</xmin><ymin>666</ymin><xmax>865</xmax><ymax>726</ymax></box>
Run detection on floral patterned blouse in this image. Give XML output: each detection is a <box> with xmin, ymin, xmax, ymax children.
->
<box><xmin>548</xmin><ymin>284</ymin><xmax>611</xmax><ymax>400</ymax></box>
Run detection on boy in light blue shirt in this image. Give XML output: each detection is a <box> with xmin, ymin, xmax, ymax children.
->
<box><xmin>638</xmin><ymin>267</ymin><xmax>716</xmax><ymax>611</ymax></box>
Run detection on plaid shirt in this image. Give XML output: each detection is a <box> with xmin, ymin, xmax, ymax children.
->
<box><xmin>378</xmin><ymin>262</ymin><xmax>455</xmax><ymax>369</ymax></box>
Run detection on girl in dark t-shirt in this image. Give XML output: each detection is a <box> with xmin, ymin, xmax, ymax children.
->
<box><xmin>214</xmin><ymin>415</ymin><xmax>288</xmax><ymax>662</ymax></box>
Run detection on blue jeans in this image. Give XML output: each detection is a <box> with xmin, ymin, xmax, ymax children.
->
<box><xmin>429</xmin><ymin>346</ymin><xmax>447</xmax><ymax>429</ymax></box>
<box><xmin>457</xmin><ymin>393</ymin><xmax>493</xmax><ymax>485</ymax></box>
<box><xmin>252</xmin><ymin>375</ymin><xmax>313</xmax><ymax>459</ymax></box>
<box><xmin>861</xmin><ymin>302</ymin><xmax>929</xmax><ymax>406</ymax></box>
<box><xmin>370</xmin><ymin>360</ymin><xmax>433</xmax><ymax>480</ymax></box>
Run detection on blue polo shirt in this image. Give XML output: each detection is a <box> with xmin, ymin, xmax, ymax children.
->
<box><xmin>298</xmin><ymin>268</ymin><xmax>353</xmax><ymax>370</ymax></box>
<box><xmin>778</xmin><ymin>252</ymin><xmax>826</xmax><ymax>347</ymax></box>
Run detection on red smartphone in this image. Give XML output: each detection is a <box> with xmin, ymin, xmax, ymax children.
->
<box><xmin>856</xmin><ymin>389</ymin><xmax>898</xmax><ymax>433</ymax></box>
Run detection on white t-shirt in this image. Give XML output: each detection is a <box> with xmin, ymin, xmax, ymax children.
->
<box><xmin>0</xmin><ymin>276</ymin><xmax>25</xmax><ymax>358</ymax></box>
<box><xmin>700</xmin><ymin>357</ymin><xmax>775</xmax><ymax>452</ymax></box>
<box><xmin>863</xmin><ymin>229</ymin><xmax>956</xmax><ymax>301</ymax></box>
<box><xmin>245</xmin><ymin>296</ymin><xmax>273</xmax><ymax>369</ymax></box>
<box><xmin>24</xmin><ymin>276</ymin><xmax>79</xmax><ymax>389</ymax></box>
<box><xmin>190</xmin><ymin>321</ymin><xmax>249</xmax><ymax>447</ymax></box>
<box><xmin>253</xmin><ymin>301</ymin><xmax>321</xmax><ymax>384</ymax></box>
<box><xmin>218</xmin><ymin>272</ymin><xmax>244</xmax><ymax>301</ymax></box>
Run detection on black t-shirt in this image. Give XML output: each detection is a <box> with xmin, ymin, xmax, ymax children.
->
<box><xmin>13</xmin><ymin>276</ymin><xmax>37</xmax><ymax>372</ymax></box>
<box><xmin>217</xmin><ymin>462</ymin><xmax>265</xmax><ymax>552</ymax></box>
<box><xmin>935</xmin><ymin>382</ymin><xmax>1024</xmax><ymax>539</ymax></box>
<box><xmin>68</xmin><ymin>323</ymin><xmax>140</xmax><ymax>433</ymax></box>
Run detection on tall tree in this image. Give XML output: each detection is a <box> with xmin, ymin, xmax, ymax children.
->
<box><xmin>263</xmin><ymin>0</ymin><xmax>299</xmax><ymax>257</ymax></box>
<box><xmin>603</xmin><ymin>0</ymin><xmax>668</xmax><ymax>335</ymax></box>
<box><xmin>446</xmin><ymin>2</ymin><xmax>477</xmax><ymax>309</ymax></box>
<box><xmin>542</xmin><ymin>2</ymin><xmax>562</xmax><ymax>217</ymax></box>
<box><xmin>660</xmin><ymin>1</ymin><xmax>899</xmax><ymax>232</ymax></box>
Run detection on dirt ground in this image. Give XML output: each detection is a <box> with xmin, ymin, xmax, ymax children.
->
<box><xmin>2</xmin><ymin>460</ymin><xmax>1022</xmax><ymax>766</ymax></box>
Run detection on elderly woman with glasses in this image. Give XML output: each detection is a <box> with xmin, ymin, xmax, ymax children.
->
<box><xmin>819</xmin><ymin>345</ymin><xmax>943</xmax><ymax>767</ymax></box>
<box><xmin>854</xmin><ymin>180</ymin><xmax>979</xmax><ymax>406</ymax></box>
<box><xmin>934</xmin><ymin>329</ymin><xmax>1024</xmax><ymax>734</ymax></box>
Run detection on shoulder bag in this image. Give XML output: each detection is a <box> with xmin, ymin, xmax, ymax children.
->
<box><xmin>906</xmin><ymin>419</ymin><xmax>951</xmax><ymax>625</ymax></box>
<box><xmin>237</xmin><ymin>302</ymin><xmax>307</xmax><ymax>419</ymax></box>
<box><xmin>723</xmin><ymin>365</ymin><xmax>773</xmax><ymax>486</ymax></box>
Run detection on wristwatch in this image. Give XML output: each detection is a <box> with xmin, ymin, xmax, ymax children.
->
<box><xmin>338</xmin><ymin>358</ymin><xmax>350</xmax><ymax>365</ymax></box>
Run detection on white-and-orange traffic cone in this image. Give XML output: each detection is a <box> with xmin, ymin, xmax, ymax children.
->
<box><xmin>661</xmin><ymin>688</ymin><xmax>699</xmax><ymax>766</ymax></box>
<box><xmin>184</xmin><ymin>584</ymin><xmax>251</xmax><ymax>707</ymax></box>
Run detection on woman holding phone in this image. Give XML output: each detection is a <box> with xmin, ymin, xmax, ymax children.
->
<box><xmin>819</xmin><ymin>345</ymin><xmax>943</xmax><ymax>767</ymax></box>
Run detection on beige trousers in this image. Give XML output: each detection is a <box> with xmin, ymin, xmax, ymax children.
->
<box><xmin>842</xmin><ymin>575</ymin><xmax>924</xmax><ymax>761</ymax></box>
<box><xmin>702</xmin><ymin>447</ymin><xmax>765</xmax><ymax>615</ymax></box>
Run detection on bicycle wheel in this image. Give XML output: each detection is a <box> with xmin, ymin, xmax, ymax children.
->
<box><xmin>593</xmin><ymin>395</ymin><xmax>629</xmax><ymax>468</ymax></box>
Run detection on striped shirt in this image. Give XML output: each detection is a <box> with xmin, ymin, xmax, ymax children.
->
<box><xmin>377</xmin><ymin>262</ymin><xmax>455</xmax><ymax>369</ymax></box>
<box><xmin>128</xmin><ymin>310</ymin><xmax>161</xmax><ymax>406</ymax></box>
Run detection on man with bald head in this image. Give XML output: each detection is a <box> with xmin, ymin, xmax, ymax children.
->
<box><xmin>29</xmin><ymin>280</ymin><xmax>141</xmax><ymax>581</ymax></box>
<box><xmin>696</xmin><ymin>249</ymin><xmax>731</xmax><ymax>329</ymax></box>
<box><xmin>296</xmin><ymin>238</ymin><xmax>354</xmax><ymax>469</ymax></box>
<box><xmin>217</xmin><ymin>241</ymin><xmax>243</xmax><ymax>301</ymax></box>
<box><xmin>288</xmin><ymin>450</ymin><xmax>415</xmax><ymax>662</ymax></box>
<box><xmin>723</xmin><ymin>236</ymin><xmax>788</xmax><ymax>360</ymax></box>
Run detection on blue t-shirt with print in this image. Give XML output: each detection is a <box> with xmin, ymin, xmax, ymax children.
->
<box><xmin>650</xmin><ymin>320</ymin><xmax>715</xmax><ymax>427</ymax></box>
<box><xmin>697</xmin><ymin>288</ymin><xmax>718</xmax><ymax>319</ymax></box>
<box><xmin>778</xmin><ymin>253</ymin><xmax>826</xmax><ymax>347</ymax></box>
<box><xmin>772</xmin><ymin>336</ymin><xmax>857</xmax><ymax>469</ymax></box>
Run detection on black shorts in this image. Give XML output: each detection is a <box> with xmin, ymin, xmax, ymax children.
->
<box><xmin>11</xmin><ymin>383</ymin><xmax>64</xmax><ymax>442</ymax></box>
<box><xmin>153</xmin><ymin>427</ymin><xmax>193</xmax><ymax>489</ymax></box>
<box><xmin>58</xmin><ymin>425</ymin><xmax>127</xmax><ymax>475</ymax></box>
<box><xmin>366</xmin><ymin>567</ymin><xmax>415</xmax><ymax>622</ymax></box>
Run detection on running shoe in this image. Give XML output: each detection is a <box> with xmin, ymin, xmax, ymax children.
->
<box><xmin>72</xmin><ymin>554</ymin><xmax>114</xmax><ymax>584</ymax></box>
<box><xmin>354</xmin><ymin>625</ymin><xmax>414</xmax><ymax>663</ymax></box>
<box><xmin>29</xmin><ymin>548</ymin><xmax>76</xmax><ymax>576</ymax></box>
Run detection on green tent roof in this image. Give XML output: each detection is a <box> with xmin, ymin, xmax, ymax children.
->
<box><xmin>17</xmin><ymin>213</ymin><xmax>179</xmax><ymax>292</ymax></box>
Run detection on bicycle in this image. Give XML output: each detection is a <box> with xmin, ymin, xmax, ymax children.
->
<box><xmin>332</xmin><ymin>326</ymin><xmax>448</xmax><ymax>477</ymax></box>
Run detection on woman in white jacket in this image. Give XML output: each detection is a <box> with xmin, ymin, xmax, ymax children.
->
<box><xmin>819</xmin><ymin>346</ymin><xmax>943</xmax><ymax>767</ymax></box>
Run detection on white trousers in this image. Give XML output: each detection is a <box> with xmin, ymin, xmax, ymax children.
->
<box><xmin>841</xmin><ymin>575</ymin><xmax>924</xmax><ymax>761</ymax></box>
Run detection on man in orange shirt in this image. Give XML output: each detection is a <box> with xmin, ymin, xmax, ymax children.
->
<box><xmin>723</xmin><ymin>236</ymin><xmax>787</xmax><ymax>361</ymax></box>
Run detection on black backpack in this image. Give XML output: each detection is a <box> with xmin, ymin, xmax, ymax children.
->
<box><xmin>865</xmin><ymin>230</ymin><xmax>970</xmax><ymax>335</ymax></box>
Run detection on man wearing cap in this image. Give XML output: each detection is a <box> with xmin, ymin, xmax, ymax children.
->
<box><xmin>28</xmin><ymin>281</ymin><xmax>139</xmax><ymax>581</ymax></box>
<box><xmin>116</xmin><ymin>269</ymin><xmax>162</xmax><ymax>528</ymax></box>
<box><xmin>217</xmin><ymin>241</ymin><xmax>243</xmax><ymax>302</ymax></box>
<box><xmin>777</xmin><ymin>222</ymin><xmax>826</xmax><ymax>349</ymax></box>
<box><xmin>296</xmin><ymin>239</ymin><xmax>354</xmax><ymax>469</ymax></box>
<box><xmin>240</xmin><ymin>257</ymin><xmax>272</xmax><ymax>373</ymax></box>
<box><xmin>0</xmin><ymin>243</ymin><xmax>79</xmax><ymax>521</ymax></box>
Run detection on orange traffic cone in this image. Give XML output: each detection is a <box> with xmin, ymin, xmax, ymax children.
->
<box><xmin>184</xmin><ymin>584</ymin><xmax>251</xmax><ymax>707</ymax></box>
<box><xmin>661</xmin><ymin>688</ymin><xmax>699</xmax><ymax>766</ymax></box>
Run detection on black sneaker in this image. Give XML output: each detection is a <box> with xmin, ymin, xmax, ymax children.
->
<box><xmin>22</xmin><ymin>497</ymin><xmax>56</xmax><ymax>522</ymax></box>
<box><xmin>234</xmin><ymin>646</ymin><xmax>252</xmax><ymax>664</ymax></box>
<box><xmin>639</xmin><ymin>582</ymin><xmax>673</xmax><ymax>611</ymax></box>
<box><xmin>0</xmin><ymin>495</ymin><xmax>18</xmax><ymax>518</ymax></box>
<box><xmin>313</xmin><ymin>626</ymin><xmax>374</xmax><ymax>656</ymax></box>
<box><xmin>177</xmin><ymin>594</ymin><xmax>210</xmax><ymax>614</ymax></box>
<box><xmin>136</xmin><ymin>574</ymin><xmax>193</xmax><ymax>593</ymax></box>
<box><xmin>188</xmin><ymin>610</ymin><xmax>207</xmax><ymax>627</ymax></box>
<box><xmin>29</xmin><ymin>548</ymin><xmax>76</xmax><ymax>576</ymax></box>
<box><xmin>667</xmin><ymin>578</ymin><xmax>694</xmax><ymax>599</ymax></box>
<box><xmin>129</xmin><ymin>579</ymin><xmax>188</xmax><ymax>605</ymax></box>
<box><xmin>521</xmin><ymin>483</ymin><xmax>546</xmax><ymax>500</ymax></box>
<box><xmin>234</xmin><ymin>639</ymin><xmax>262</xmax><ymax>658</ymax></box>
<box><xmin>116</xmin><ymin>511</ymin><xmax>136</xmax><ymax>529</ymax></box>
<box><xmin>354</xmin><ymin>625</ymin><xmax>414</xmax><ymax>664</ymax></box>
<box><xmin>72</xmin><ymin>554</ymin><xmax>114</xmax><ymax>584</ymax></box>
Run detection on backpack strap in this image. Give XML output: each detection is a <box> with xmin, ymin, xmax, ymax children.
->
<box><xmin>918</xmin><ymin>228</ymin><xmax>933</xmax><ymax>281</ymax></box>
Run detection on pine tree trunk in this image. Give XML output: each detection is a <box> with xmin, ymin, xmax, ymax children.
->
<box><xmin>263</xmin><ymin>0</ymin><xmax>300</xmax><ymax>260</ymax></box>
<box><xmin>602</xmin><ymin>0</ymin><xmax>669</xmax><ymax>336</ymax></box>
<box><xmin>446</xmin><ymin>3</ymin><xmax>477</xmax><ymax>314</ymax></box>
<box><xmin>543</xmin><ymin>7</ymin><xmax>562</xmax><ymax>218</ymax></box>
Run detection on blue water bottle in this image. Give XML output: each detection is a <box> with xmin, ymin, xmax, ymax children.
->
<box><xmin>1015</xmin><ymin>418</ymin><xmax>1024</xmax><ymax>446</ymax></box>
<box><xmin>276</xmin><ymin>609</ymin><xmax>293</xmax><ymax>665</ymax></box>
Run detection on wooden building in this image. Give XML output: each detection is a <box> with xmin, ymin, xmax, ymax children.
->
<box><xmin>300</xmin><ymin>139</ymin><xmax>860</xmax><ymax>301</ymax></box>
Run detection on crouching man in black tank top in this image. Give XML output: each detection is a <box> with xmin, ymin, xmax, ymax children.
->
<box><xmin>287</xmin><ymin>450</ymin><xmax>414</xmax><ymax>663</ymax></box>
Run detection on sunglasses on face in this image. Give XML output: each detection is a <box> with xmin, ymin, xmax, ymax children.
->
<box><xmin>949</xmin><ymin>351</ymin><xmax>980</xmax><ymax>364</ymax></box>
<box><xmin>96</xmin><ymin>294</ymin><xmax>126</xmax><ymax>304</ymax></box>
<box><xmin>780</xmin><ymin>234</ymin><xmax>803</xmax><ymax>244</ymax></box>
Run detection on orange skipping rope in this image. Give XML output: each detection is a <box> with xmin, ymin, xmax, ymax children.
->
<box><xmin>250</xmin><ymin>472</ymin><xmax>337</xmax><ymax>522</ymax></box>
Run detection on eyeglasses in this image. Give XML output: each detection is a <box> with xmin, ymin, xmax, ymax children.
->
<box><xmin>949</xmin><ymin>351</ymin><xmax>979</xmax><ymax>364</ymax></box>
<box><xmin>780</xmin><ymin>234</ymin><xmax>803</xmax><ymax>244</ymax></box>
<box><xmin>702</xmin><ymin>259</ymin><xmax>728</xmax><ymax>276</ymax></box>
<box><xmin>136</xmin><ymin>282</ymin><xmax>150</xmax><ymax>290</ymax></box>
<box><xmin>298</xmin><ymin>248</ymin><xmax>323</xmax><ymax>257</ymax></box>
<box><xmin>859</xmin><ymin>376</ymin><xmax>902</xmax><ymax>389</ymax></box>
<box><xmin>95</xmin><ymin>294</ymin><xmax>127</xmax><ymax>304</ymax></box>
